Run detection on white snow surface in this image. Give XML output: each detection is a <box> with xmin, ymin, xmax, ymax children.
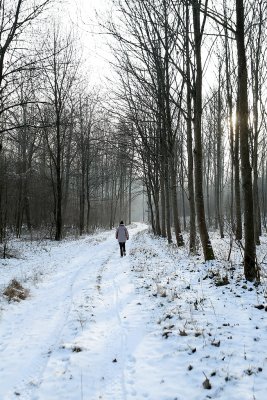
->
<box><xmin>1</xmin><ymin>222</ymin><xmax>267</xmax><ymax>400</ymax></box>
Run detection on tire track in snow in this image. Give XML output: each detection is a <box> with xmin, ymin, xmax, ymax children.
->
<box><xmin>112</xmin><ymin>274</ymin><xmax>127</xmax><ymax>400</ymax></box>
<box><xmin>0</xmin><ymin>233</ymin><xmax>118</xmax><ymax>400</ymax></box>
<box><xmin>66</xmin><ymin>225</ymin><xmax>152</xmax><ymax>400</ymax></box>
<box><xmin>34</xmin><ymin>244</ymin><xmax>120</xmax><ymax>399</ymax></box>
<box><xmin>36</xmin><ymin>242</ymin><xmax>128</xmax><ymax>400</ymax></box>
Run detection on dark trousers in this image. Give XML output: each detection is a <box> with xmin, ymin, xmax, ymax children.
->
<box><xmin>119</xmin><ymin>242</ymin><xmax>126</xmax><ymax>256</ymax></box>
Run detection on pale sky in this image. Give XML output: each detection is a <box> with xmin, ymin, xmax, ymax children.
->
<box><xmin>64</xmin><ymin>0</ymin><xmax>113</xmax><ymax>85</ymax></box>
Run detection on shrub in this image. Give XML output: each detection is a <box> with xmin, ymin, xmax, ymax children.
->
<box><xmin>3</xmin><ymin>279</ymin><xmax>29</xmax><ymax>302</ymax></box>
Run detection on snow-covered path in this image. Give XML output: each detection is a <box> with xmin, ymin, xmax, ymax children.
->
<box><xmin>36</xmin><ymin>227</ymin><xmax>154</xmax><ymax>400</ymax></box>
<box><xmin>1</xmin><ymin>223</ymin><xmax>267</xmax><ymax>400</ymax></box>
<box><xmin>0</xmin><ymin>223</ymin><xmax>155</xmax><ymax>400</ymax></box>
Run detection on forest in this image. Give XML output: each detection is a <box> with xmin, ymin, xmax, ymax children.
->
<box><xmin>1</xmin><ymin>0</ymin><xmax>267</xmax><ymax>282</ymax></box>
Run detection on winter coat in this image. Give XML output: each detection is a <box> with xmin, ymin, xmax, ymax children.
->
<box><xmin>116</xmin><ymin>224</ymin><xmax>129</xmax><ymax>242</ymax></box>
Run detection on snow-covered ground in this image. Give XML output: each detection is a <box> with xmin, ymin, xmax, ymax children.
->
<box><xmin>0</xmin><ymin>223</ymin><xmax>267</xmax><ymax>400</ymax></box>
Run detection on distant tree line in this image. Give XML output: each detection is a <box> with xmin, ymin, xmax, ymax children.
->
<box><xmin>0</xmin><ymin>0</ymin><xmax>133</xmax><ymax>246</ymax></box>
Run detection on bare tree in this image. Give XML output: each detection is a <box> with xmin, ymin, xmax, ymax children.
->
<box><xmin>248</xmin><ymin>0</ymin><xmax>267</xmax><ymax>245</ymax></box>
<box><xmin>39</xmin><ymin>26</ymin><xmax>79</xmax><ymax>240</ymax></box>
<box><xmin>235</xmin><ymin>0</ymin><xmax>256</xmax><ymax>280</ymax></box>
<box><xmin>191</xmin><ymin>0</ymin><xmax>215</xmax><ymax>260</ymax></box>
<box><xmin>0</xmin><ymin>0</ymin><xmax>52</xmax><ymax>119</ymax></box>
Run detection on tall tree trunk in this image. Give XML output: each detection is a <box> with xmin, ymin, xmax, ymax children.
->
<box><xmin>170</xmin><ymin>158</ymin><xmax>184</xmax><ymax>246</ymax></box>
<box><xmin>192</xmin><ymin>0</ymin><xmax>214</xmax><ymax>260</ymax></box>
<box><xmin>261</xmin><ymin>157</ymin><xmax>266</xmax><ymax>229</ymax></box>
<box><xmin>234</xmin><ymin>93</ymin><xmax>242</xmax><ymax>240</ymax></box>
<box><xmin>0</xmin><ymin>144</ymin><xmax>2</xmax><ymax>243</ymax></box>
<box><xmin>251</xmin><ymin>13</ymin><xmax>262</xmax><ymax>245</ymax></box>
<box><xmin>160</xmin><ymin>170</ymin><xmax>167</xmax><ymax>237</ymax></box>
<box><xmin>180</xmin><ymin>158</ymin><xmax>187</xmax><ymax>231</ymax></box>
<box><xmin>0</xmin><ymin>186</ymin><xmax>2</xmax><ymax>243</ymax></box>
<box><xmin>205</xmin><ymin>141</ymin><xmax>212</xmax><ymax>227</ymax></box>
<box><xmin>128</xmin><ymin>165</ymin><xmax>132</xmax><ymax>225</ymax></box>
<box><xmin>86</xmin><ymin>152</ymin><xmax>91</xmax><ymax>232</ymax></box>
<box><xmin>216</xmin><ymin>69</ymin><xmax>224</xmax><ymax>238</ymax></box>
<box><xmin>223</xmin><ymin>1</ymin><xmax>235</xmax><ymax>231</ymax></box>
<box><xmin>235</xmin><ymin>0</ymin><xmax>256</xmax><ymax>280</ymax></box>
<box><xmin>154</xmin><ymin>190</ymin><xmax>161</xmax><ymax>235</ymax></box>
<box><xmin>147</xmin><ymin>187</ymin><xmax>156</xmax><ymax>234</ymax></box>
<box><xmin>163</xmin><ymin>0</ymin><xmax>183</xmax><ymax>246</ymax></box>
<box><xmin>79</xmin><ymin>164</ymin><xmax>85</xmax><ymax>235</ymax></box>
<box><xmin>55</xmin><ymin>116</ymin><xmax>62</xmax><ymax>241</ymax></box>
<box><xmin>16</xmin><ymin>177</ymin><xmax>23</xmax><ymax>238</ymax></box>
<box><xmin>165</xmin><ymin>161</ymin><xmax>172</xmax><ymax>244</ymax></box>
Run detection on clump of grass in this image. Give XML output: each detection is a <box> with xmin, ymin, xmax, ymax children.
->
<box><xmin>72</xmin><ymin>346</ymin><xmax>82</xmax><ymax>353</ymax></box>
<box><xmin>215</xmin><ymin>275</ymin><xmax>229</xmax><ymax>286</ymax></box>
<box><xmin>3</xmin><ymin>279</ymin><xmax>29</xmax><ymax>302</ymax></box>
<box><xmin>202</xmin><ymin>373</ymin><xmax>212</xmax><ymax>389</ymax></box>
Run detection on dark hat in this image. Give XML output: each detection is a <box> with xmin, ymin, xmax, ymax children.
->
<box><xmin>120</xmin><ymin>220</ymin><xmax>124</xmax><ymax>224</ymax></box>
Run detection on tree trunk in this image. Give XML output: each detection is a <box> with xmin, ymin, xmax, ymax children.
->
<box><xmin>154</xmin><ymin>191</ymin><xmax>161</xmax><ymax>235</ymax></box>
<box><xmin>160</xmin><ymin>171</ymin><xmax>167</xmax><ymax>237</ymax></box>
<box><xmin>235</xmin><ymin>0</ymin><xmax>256</xmax><ymax>280</ymax></box>
<box><xmin>170</xmin><ymin>158</ymin><xmax>184</xmax><ymax>246</ymax></box>
<box><xmin>79</xmin><ymin>166</ymin><xmax>85</xmax><ymax>235</ymax></box>
<box><xmin>165</xmin><ymin>161</ymin><xmax>172</xmax><ymax>244</ymax></box>
<box><xmin>192</xmin><ymin>0</ymin><xmax>215</xmax><ymax>260</ymax></box>
<box><xmin>147</xmin><ymin>187</ymin><xmax>156</xmax><ymax>234</ymax></box>
<box><xmin>55</xmin><ymin>112</ymin><xmax>62</xmax><ymax>241</ymax></box>
<box><xmin>216</xmin><ymin>69</ymin><xmax>224</xmax><ymax>238</ymax></box>
<box><xmin>128</xmin><ymin>163</ymin><xmax>132</xmax><ymax>225</ymax></box>
<box><xmin>234</xmin><ymin>94</ymin><xmax>242</xmax><ymax>240</ymax></box>
<box><xmin>223</xmin><ymin>0</ymin><xmax>235</xmax><ymax>231</ymax></box>
<box><xmin>251</xmin><ymin>31</ymin><xmax>262</xmax><ymax>244</ymax></box>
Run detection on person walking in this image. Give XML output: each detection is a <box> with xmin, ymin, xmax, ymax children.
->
<box><xmin>116</xmin><ymin>221</ymin><xmax>129</xmax><ymax>257</ymax></box>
